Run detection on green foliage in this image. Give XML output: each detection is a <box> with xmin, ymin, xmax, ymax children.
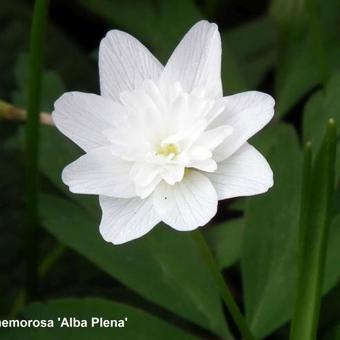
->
<box><xmin>290</xmin><ymin>120</ymin><xmax>337</xmax><ymax>340</ymax></box>
<box><xmin>242</xmin><ymin>125</ymin><xmax>302</xmax><ymax>337</ymax></box>
<box><xmin>204</xmin><ymin>219</ymin><xmax>243</xmax><ymax>269</ymax></box>
<box><xmin>303</xmin><ymin>72</ymin><xmax>340</xmax><ymax>181</ymax></box>
<box><xmin>242</xmin><ymin>126</ymin><xmax>340</xmax><ymax>338</ymax></box>
<box><xmin>223</xmin><ymin>16</ymin><xmax>277</xmax><ymax>90</ymax></box>
<box><xmin>274</xmin><ymin>35</ymin><xmax>321</xmax><ymax>117</ymax></box>
<box><xmin>39</xmin><ymin>194</ymin><xmax>230</xmax><ymax>338</ymax></box>
<box><xmin>273</xmin><ymin>0</ymin><xmax>340</xmax><ymax>116</ymax></box>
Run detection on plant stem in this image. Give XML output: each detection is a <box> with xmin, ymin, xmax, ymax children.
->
<box><xmin>25</xmin><ymin>0</ymin><xmax>49</xmax><ymax>300</ymax></box>
<box><xmin>290</xmin><ymin>119</ymin><xmax>337</xmax><ymax>340</ymax></box>
<box><xmin>192</xmin><ymin>230</ymin><xmax>256</xmax><ymax>340</ymax></box>
<box><xmin>0</xmin><ymin>100</ymin><xmax>53</xmax><ymax>125</ymax></box>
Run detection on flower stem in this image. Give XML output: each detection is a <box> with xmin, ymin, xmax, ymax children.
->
<box><xmin>192</xmin><ymin>230</ymin><xmax>256</xmax><ymax>340</ymax></box>
<box><xmin>25</xmin><ymin>0</ymin><xmax>49</xmax><ymax>300</ymax></box>
<box><xmin>290</xmin><ymin>119</ymin><xmax>337</xmax><ymax>340</ymax></box>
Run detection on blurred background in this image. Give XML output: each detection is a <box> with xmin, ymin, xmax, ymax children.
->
<box><xmin>0</xmin><ymin>0</ymin><xmax>339</xmax><ymax>339</ymax></box>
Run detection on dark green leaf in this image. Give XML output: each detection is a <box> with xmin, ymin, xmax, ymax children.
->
<box><xmin>242</xmin><ymin>125</ymin><xmax>302</xmax><ymax>337</ymax></box>
<box><xmin>204</xmin><ymin>219</ymin><xmax>243</xmax><ymax>269</ymax></box>
<box><xmin>275</xmin><ymin>35</ymin><xmax>320</xmax><ymax>117</ymax></box>
<box><xmin>303</xmin><ymin>71</ymin><xmax>340</xmax><ymax>180</ymax></box>
<box><xmin>39</xmin><ymin>194</ymin><xmax>231</xmax><ymax>338</ymax></box>
<box><xmin>223</xmin><ymin>16</ymin><xmax>277</xmax><ymax>89</ymax></box>
<box><xmin>274</xmin><ymin>0</ymin><xmax>340</xmax><ymax>117</ymax></box>
<box><xmin>242</xmin><ymin>124</ymin><xmax>340</xmax><ymax>338</ymax></box>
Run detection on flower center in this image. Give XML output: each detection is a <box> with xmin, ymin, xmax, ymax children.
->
<box><xmin>156</xmin><ymin>142</ymin><xmax>181</xmax><ymax>160</ymax></box>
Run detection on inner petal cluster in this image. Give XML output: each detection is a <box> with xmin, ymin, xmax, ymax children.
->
<box><xmin>103</xmin><ymin>80</ymin><xmax>232</xmax><ymax>199</ymax></box>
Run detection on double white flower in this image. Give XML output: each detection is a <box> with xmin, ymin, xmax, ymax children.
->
<box><xmin>52</xmin><ymin>21</ymin><xmax>274</xmax><ymax>244</ymax></box>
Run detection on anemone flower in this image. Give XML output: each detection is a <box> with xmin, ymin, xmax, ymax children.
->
<box><xmin>52</xmin><ymin>20</ymin><xmax>274</xmax><ymax>244</ymax></box>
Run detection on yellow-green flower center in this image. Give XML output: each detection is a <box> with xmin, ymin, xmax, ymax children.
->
<box><xmin>157</xmin><ymin>142</ymin><xmax>181</xmax><ymax>158</ymax></box>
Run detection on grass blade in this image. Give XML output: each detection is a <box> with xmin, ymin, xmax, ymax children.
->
<box><xmin>25</xmin><ymin>0</ymin><xmax>49</xmax><ymax>300</ymax></box>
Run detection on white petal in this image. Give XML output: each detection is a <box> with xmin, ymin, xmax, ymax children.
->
<box><xmin>130</xmin><ymin>162</ymin><xmax>162</xmax><ymax>199</ymax></box>
<box><xmin>189</xmin><ymin>159</ymin><xmax>217</xmax><ymax>172</ymax></box>
<box><xmin>136</xmin><ymin>176</ymin><xmax>162</xmax><ymax>200</ymax></box>
<box><xmin>62</xmin><ymin>147</ymin><xmax>135</xmax><ymax>198</ymax></box>
<box><xmin>153</xmin><ymin>171</ymin><xmax>218</xmax><ymax>231</ymax></box>
<box><xmin>52</xmin><ymin>92</ymin><xmax>123</xmax><ymax>152</ymax></box>
<box><xmin>187</xmin><ymin>146</ymin><xmax>212</xmax><ymax>161</ymax></box>
<box><xmin>194</xmin><ymin>125</ymin><xmax>233</xmax><ymax>151</ymax></box>
<box><xmin>99</xmin><ymin>196</ymin><xmax>160</xmax><ymax>244</ymax></box>
<box><xmin>162</xmin><ymin>164</ymin><xmax>185</xmax><ymax>185</ymax></box>
<box><xmin>160</xmin><ymin>21</ymin><xmax>222</xmax><ymax>98</ymax></box>
<box><xmin>208</xmin><ymin>143</ymin><xmax>273</xmax><ymax>200</ymax></box>
<box><xmin>210</xmin><ymin>91</ymin><xmax>275</xmax><ymax>161</ymax></box>
<box><xmin>99</xmin><ymin>30</ymin><xmax>163</xmax><ymax>101</ymax></box>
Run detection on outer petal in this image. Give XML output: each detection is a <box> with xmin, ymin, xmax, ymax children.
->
<box><xmin>207</xmin><ymin>143</ymin><xmax>273</xmax><ymax>200</ymax></box>
<box><xmin>52</xmin><ymin>92</ymin><xmax>123</xmax><ymax>152</ymax></box>
<box><xmin>160</xmin><ymin>21</ymin><xmax>222</xmax><ymax>98</ymax></box>
<box><xmin>62</xmin><ymin>147</ymin><xmax>135</xmax><ymax>198</ymax></box>
<box><xmin>99</xmin><ymin>30</ymin><xmax>163</xmax><ymax>101</ymax></box>
<box><xmin>211</xmin><ymin>91</ymin><xmax>275</xmax><ymax>161</ymax></box>
<box><xmin>99</xmin><ymin>196</ymin><xmax>160</xmax><ymax>244</ymax></box>
<box><xmin>153</xmin><ymin>171</ymin><xmax>218</xmax><ymax>231</ymax></box>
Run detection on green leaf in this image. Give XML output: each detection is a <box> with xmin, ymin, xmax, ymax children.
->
<box><xmin>242</xmin><ymin>124</ymin><xmax>340</xmax><ymax>338</ymax></box>
<box><xmin>303</xmin><ymin>71</ymin><xmax>340</xmax><ymax>180</ymax></box>
<box><xmin>270</xmin><ymin>0</ymin><xmax>307</xmax><ymax>36</ymax></box>
<box><xmin>290</xmin><ymin>120</ymin><xmax>337</xmax><ymax>340</ymax></box>
<box><xmin>303</xmin><ymin>75</ymin><xmax>340</xmax><ymax>145</ymax></box>
<box><xmin>39</xmin><ymin>194</ymin><xmax>231</xmax><ymax>338</ymax></box>
<box><xmin>274</xmin><ymin>0</ymin><xmax>340</xmax><ymax>117</ymax></box>
<box><xmin>223</xmin><ymin>16</ymin><xmax>277</xmax><ymax>89</ymax></box>
<box><xmin>275</xmin><ymin>35</ymin><xmax>320</xmax><ymax>117</ymax></box>
<box><xmin>242</xmin><ymin>125</ymin><xmax>302</xmax><ymax>337</ymax></box>
<box><xmin>220</xmin><ymin>46</ymin><xmax>247</xmax><ymax>95</ymax></box>
<box><xmin>204</xmin><ymin>219</ymin><xmax>243</xmax><ymax>269</ymax></box>
<box><xmin>0</xmin><ymin>298</ymin><xmax>198</xmax><ymax>339</ymax></box>
<box><xmin>250</xmin><ymin>122</ymin><xmax>293</xmax><ymax>156</ymax></box>
<box><xmin>226</xmin><ymin>123</ymin><xmax>295</xmax><ymax>216</ymax></box>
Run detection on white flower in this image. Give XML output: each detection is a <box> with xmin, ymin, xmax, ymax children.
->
<box><xmin>52</xmin><ymin>21</ymin><xmax>274</xmax><ymax>244</ymax></box>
